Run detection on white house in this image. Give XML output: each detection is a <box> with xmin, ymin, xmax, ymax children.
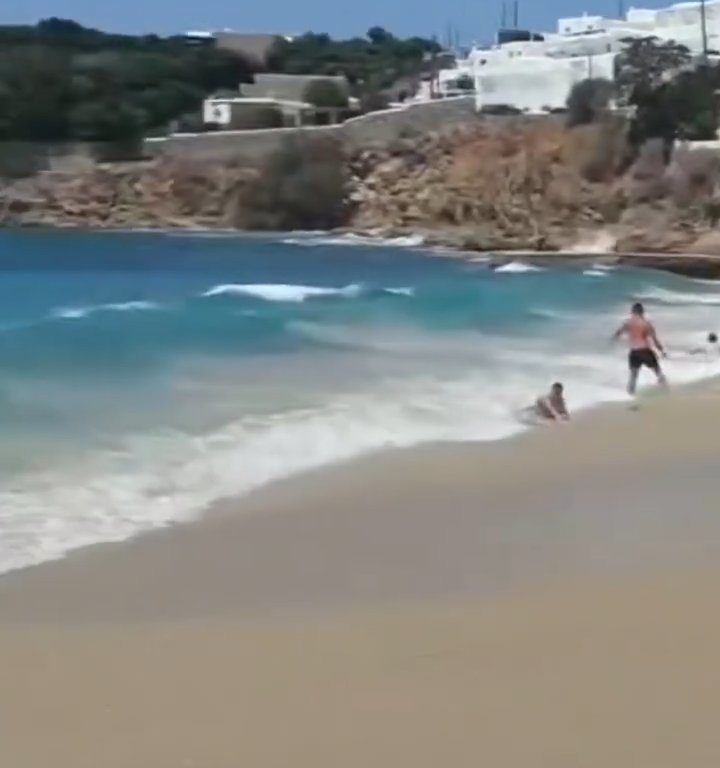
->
<box><xmin>472</xmin><ymin>0</ymin><xmax>720</xmax><ymax>113</ymax></box>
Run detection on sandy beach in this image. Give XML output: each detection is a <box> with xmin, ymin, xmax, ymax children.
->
<box><xmin>2</xmin><ymin>389</ymin><xmax>720</xmax><ymax>766</ymax></box>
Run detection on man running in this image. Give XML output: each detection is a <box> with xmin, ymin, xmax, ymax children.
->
<box><xmin>613</xmin><ymin>302</ymin><xmax>668</xmax><ymax>395</ymax></box>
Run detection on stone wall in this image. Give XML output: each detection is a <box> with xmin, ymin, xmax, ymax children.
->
<box><xmin>144</xmin><ymin>97</ymin><xmax>478</xmax><ymax>164</ymax></box>
<box><xmin>342</xmin><ymin>96</ymin><xmax>477</xmax><ymax>148</ymax></box>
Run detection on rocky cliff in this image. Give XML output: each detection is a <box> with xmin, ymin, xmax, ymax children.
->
<box><xmin>0</xmin><ymin>159</ymin><xmax>257</xmax><ymax>230</ymax></box>
<box><xmin>3</xmin><ymin>118</ymin><xmax>720</xmax><ymax>261</ymax></box>
<box><xmin>347</xmin><ymin>119</ymin><xmax>720</xmax><ymax>256</ymax></box>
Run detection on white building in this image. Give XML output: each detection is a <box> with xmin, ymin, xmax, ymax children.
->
<box><xmin>471</xmin><ymin>1</ymin><xmax>720</xmax><ymax>113</ymax></box>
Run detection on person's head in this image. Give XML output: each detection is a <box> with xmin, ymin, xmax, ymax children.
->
<box><xmin>631</xmin><ymin>302</ymin><xmax>644</xmax><ymax>317</ymax></box>
<box><xmin>551</xmin><ymin>382</ymin><xmax>564</xmax><ymax>397</ymax></box>
<box><xmin>708</xmin><ymin>332</ymin><xmax>718</xmax><ymax>345</ymax></box>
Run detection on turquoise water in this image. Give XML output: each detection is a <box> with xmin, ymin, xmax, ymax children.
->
<box><xmin>2</xmin><ymin>230</ymin><xmax>720</xmax><ymax>573</ymax></box>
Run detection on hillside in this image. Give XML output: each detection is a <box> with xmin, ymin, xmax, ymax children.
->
<box><xmin>348</xmin><ymin>118</ymin><xmax>720</xmax><ymax>254</ymax></box>
<box><xmin>3</xmin><ymin>118</ymin><xmax>720</xmax><ymax>260</ymax></box>
<box><xmin>0</xmin><ymin>20</ymin><xmax>442</xmax><ymax>143</ymax></box>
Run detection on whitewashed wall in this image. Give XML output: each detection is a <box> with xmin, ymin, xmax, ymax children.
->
<box><xmin>475</xmin><ymin>52</ymin><xmax>615</xmax><ymax>112</ymax></box>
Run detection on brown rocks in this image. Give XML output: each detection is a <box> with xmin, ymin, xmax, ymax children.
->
<box><xmin>346</xmin><ymin>120</ymin><xmax>720</xmax><ymax>262</ymax></box>
<box><xmin>3</xmin><ymin>118</ymin><xmax>720</xmax><ymax>269</ymax></box>
<box><xmin>0</xmin><ymin>158</ymin><xmax>259</xmax><ymax>230</ymax></box>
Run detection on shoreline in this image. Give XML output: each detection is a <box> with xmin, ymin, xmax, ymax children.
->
<box><xmin>3</xmin><ymin>384</ymin><xmax>720</xmax><ymax>623</ymax></box>
<box><xmin>7</xmin><ymin>224</ymin><xmax>720</xmax><ymax>278</ymax></box>
<box><xmin>3</xmin><ymin>387</ymin><xmax>720</xmax><ymax>766</ymax></box>
<box><xmin>0</xmin><ymin>364</ymin><xmax>717</xmax><ymax>588</ymax></box>
<box><xmin>0</xmin><ymin>378</ymin><xmax>693</xmax><ymax>584</ymax></box>
<box><xmin>5</xmin><ymin>228</ymin><xmax>720</xmax><ymax>580</ymax></box>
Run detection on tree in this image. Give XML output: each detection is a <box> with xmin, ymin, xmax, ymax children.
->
<box><xmin>613</xmin><ymin>36</ymin><xmax>718</xmax><ymax>158</ymax></box>
<box><xmin>267</xmin><ymin>30</ymin><xmax>441</xmax><ymax>92</ymax></box>
<box><xmin>359</xmin><ymin>90</ymin><xmax>390</xmax><ymax>113</ymax></box>
<box><xmin>37</xmin><ymin>17</ymin><xmax>87</xmax><ymax>37</ymax></box>
<box><xmin>367</xmin><ymin>27</ymin><xmax>393</xmax><ymax>46</ymax></box>
<box><xmin>658</xmin><ymin>66</ymin><xmax>718</xmax><ymax>141</ymax></box>
<box><xmin>0</xmin><ymin>19</ymin><xmax>256</xmax><ymax>142</ymax></box>
<box><xmin>302</xmin><ymin>78</ymin><xmax>349</xmax><ymax>108</ymax></box>
<box><xmin>566</xmin><ymin>78</ymin><xmax>614</xmax><ymax>126</ymax></box>
<box><xmin>68</xmin><ymin>99</ymin><xmax>145</xmax><ymax>141</ymax></box>
<box><xmin>615</xmin><ymin>36</ymin><xmax>691</xmax><ymax>106</ymax></box>
<box><xmin>454</xmin><ymin>73</ymin><xmax>475</xmax><ymax>91</ymax></box>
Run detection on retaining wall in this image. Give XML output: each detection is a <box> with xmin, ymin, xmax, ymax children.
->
<box><xmin>144</xmin><ymin>97</ymin><xmax>478</xmax><ymax>163</ymax></box>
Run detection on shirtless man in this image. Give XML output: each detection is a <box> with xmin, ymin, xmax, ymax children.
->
<box><xmin>613</xmin><ymin>302</ymin><xmax>668</xmax><ymax>395</ymax></box>
<box><xmin>534</xmin><ymin>382</ymin><xmax>570</xmax><ymax>422</ymax></box>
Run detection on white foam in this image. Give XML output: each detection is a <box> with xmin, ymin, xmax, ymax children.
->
<box><xmin>52</xmin><ymin>301</ymin><xmax>160</xmax><ymax>320</ymax></box>
<box><xmin>0</xmin><ymin>345</ymin><xmax>631</xmax><ymax>573</ymax></box>
<box><xmin>4</xmin><ymin>321</ymin><xmax>720</xmax><ymax>576</ymax></box>
<box><xmin>8</xmin><ymin>266</ymin><xmax>720</xmax><ymax>576</ymax></box>
<box><xmin>201</xmin><ymin>283</ymin><xmax>362</xmax><ymax>302</ymax></box>
<box><xmin>638</xmin><ymin>287</ymin><xmax>720</xmax><ymax>306</ymax></box>
<box><xmin>385</xmin><ymin>287</ymin><xmax>415</xmax><ymax>296</ymax></box>
<box><xmin>201</xmin><ymin>283</ymin><xmax>411</xmax><ymax>302</ymax></box>
<box><xmin>383</xmin><ymin>234</ymin><xmax>426</xmax><ymax>247</ymax></box>
<box><xmin>282</xmin><ymin>233</ymin><xmax>425</xmax><ymax>248</ymax></box>
<box><xmin>495</xmin><ymin>261</ymin><xmax>543</xmax><ymax>274</ymax></box>
<box><xmin>0</xmin><ymin>378</ymin><xmax>520</xmax><ymax>574</ymax></box>
<box><xmin>591</xmin><ymin>263</ymin><xmax>616</xmax><ymax>271</ymax></box>
<box><xmin>569</xmin><ymin>230</ymin><xmax>617</xmax><ymax>254</ymax></box>
<box><xmin>583</xmin><ymin>269</ymin><xmax>610</xmax><ymax>278</ymax></box>
<box><xmin>530</xmin><ymin>308</ymin><xmax>583</xmax><ymax>321</ymax></box>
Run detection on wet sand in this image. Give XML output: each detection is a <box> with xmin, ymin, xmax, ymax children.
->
<box><xmin>2</xmin><ymin>389</ymin><xmax>720</xmax><ymax>766</ymax></box>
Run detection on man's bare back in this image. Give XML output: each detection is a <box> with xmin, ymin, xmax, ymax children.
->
<box><xmin>613</xmin><ymin>302</ymin><xmax>667</xmax><ymax>395</ymax></box>
<box><xmin>624</xmin><ymin>314</ymin><xmax>655</xmax><ymax>350</ymax></box>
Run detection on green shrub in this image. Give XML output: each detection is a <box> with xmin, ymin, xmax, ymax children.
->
<box><xmin>455</xmin><ymin>74</ymin><xmax>475</xmax><ymax>91</ymax></box>
<box><xmin>566</xmin><ymin>78</ymin><xmax>614</xmax><ymax>127</ymax></box>
<box><xmin>235</xmin><ymin>136</ymin><xmax>348</xmax><ymax>230</ymax></box>
<box><xmin>359</xmin><ymin>91</ymin><xmax>390</xmax><ymax>113</ymax></box>
<box><xmin>0</xmin><ymin>19</ymin><xmax>254</xmax><ymax>142</ymax></box>
<box><xmin>302</xmin><ymin>79</ymin><xmax>349</xmax><ymax>109</ymax></box>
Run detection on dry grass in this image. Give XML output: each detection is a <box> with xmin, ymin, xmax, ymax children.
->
<box><xmin>666</xmin><ymin>147</ymin><xmax>720</xmax><ymax>206</ymax></box>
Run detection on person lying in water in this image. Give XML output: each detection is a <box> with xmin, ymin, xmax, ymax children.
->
<box><xmin>534</xmin><ymin>382</ymin><xmax>570</xmax><ymax>423</ymax></box>
<box><xmin>688</xmin><ymin>332</ymin><xmax>719</xmax><ymax>355</ymax></box>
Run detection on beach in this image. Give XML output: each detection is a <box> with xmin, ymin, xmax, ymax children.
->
<box><xmin>2</xmin><ymin>388</ymin><xmax>720</xmax><ymax>767</ymax></box>
<box><xmin>7</xmin><ymin>230</ymin><xmax>720</xmax><ymax>574</ymax></box>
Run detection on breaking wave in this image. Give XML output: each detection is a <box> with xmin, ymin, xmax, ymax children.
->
<box><xmin>495</xmin><ymin>261</ymin><xmax>543</xmax><ymax>274</ymax></box>
<box><xmin>51</xmin><ymin>301</ymin><xmax>161</xmax><ymax>320</ymax></box>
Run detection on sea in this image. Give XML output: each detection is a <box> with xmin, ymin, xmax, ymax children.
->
<box><xmin>1</xmin><ymin>229</ymin><xmax>720</xmax><ymax>574</ymax></box>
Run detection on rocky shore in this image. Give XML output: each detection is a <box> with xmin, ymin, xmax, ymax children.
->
<box><xmin>4</xmin><ymin>118</ymin><xmax>720</xmax><ymax>276</ymax></box>
<box><xmin>346</xmin><ymin>120</ymin><xmax>720</xmax><ymax>260</ymax></box>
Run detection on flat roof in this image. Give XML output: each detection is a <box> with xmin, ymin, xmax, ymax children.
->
<box><xmin>205</xmin><ymin>96</ymin><xmax>314</xmax><ymax>109</ymax></box>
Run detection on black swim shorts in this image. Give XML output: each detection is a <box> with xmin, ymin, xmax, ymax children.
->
<box><xmin>629</xmin><ymin>348</ymin><xmax>659</xmax><ymax>371</ymax></box>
